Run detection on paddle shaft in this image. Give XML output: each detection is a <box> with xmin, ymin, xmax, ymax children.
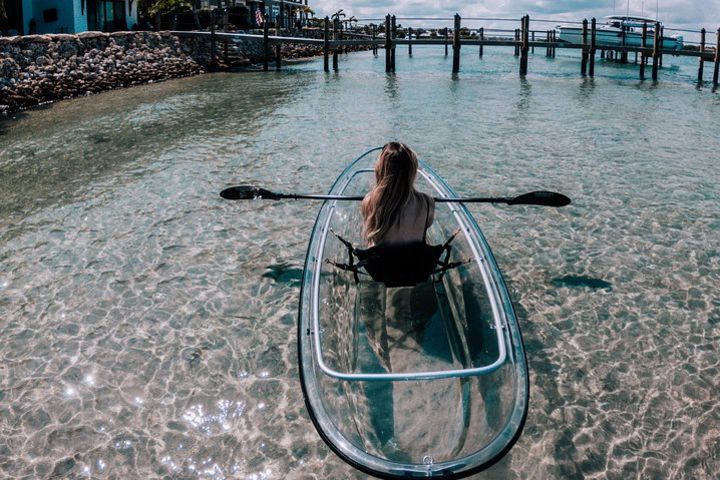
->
<box><xmin>220</xmin><ymin>186</ymin><xmax>570</xmax><ymax>207</ymax></box>
<box><xmin>276</xmin><ymin>194</ymin><xmax>514</xmax><ymax>203</ymax></box>
<box><xmin>438</xmin><ymin>197</ymin><xmax>514</xmax><ymax>203</ymax></box>
<box><xmin>277</xmin><ymin>193</ymin><xmax>364</xmax><ymax>201</ymax></box>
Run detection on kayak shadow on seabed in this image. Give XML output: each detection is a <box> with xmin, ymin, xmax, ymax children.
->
<box><xmin>351</xmin><ymin>279</ymin><xmax>510</xmax><ymax>464</ymax></box>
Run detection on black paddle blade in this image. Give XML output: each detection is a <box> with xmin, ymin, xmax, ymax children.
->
<box><xmin>508</xmin><ymin>191</ymin><xmax>571</xmax><ymax>207</ymax></box>
<box><xmin>220</xmin><ymin>186</ymin><xmax>281</xmax><ymax>200</ymax></box>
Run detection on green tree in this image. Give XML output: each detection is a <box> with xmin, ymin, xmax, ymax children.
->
<box><xmin>139</xmin><ymin>0</ymin><xmax>193</xmax><ymax>17</ymax></box>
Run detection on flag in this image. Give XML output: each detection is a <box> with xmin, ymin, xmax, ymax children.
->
<box><xmin>255</xmin><ymin>9</ymin><xmax>264</xmax><ymax>27</ymax></box>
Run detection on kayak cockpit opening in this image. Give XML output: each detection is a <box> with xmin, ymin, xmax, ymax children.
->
<box><xmin>325</xmin><ymin>229</ymin><xmax>469</xmax><ymax>288</ymax></box>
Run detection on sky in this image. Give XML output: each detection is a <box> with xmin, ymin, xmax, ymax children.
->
<box><xmin>309</xmin><ymin>1</ymin><xmax>720</xmax><ymax>33</ymax></box>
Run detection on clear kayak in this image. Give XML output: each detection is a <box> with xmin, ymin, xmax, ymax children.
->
<box><xmin>298</xmin><ymin>148</ymin><xmax>529</xmax><ymax>478</ymax></box>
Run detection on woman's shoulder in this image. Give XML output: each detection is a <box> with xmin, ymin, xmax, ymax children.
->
<box><xmin>415</xmin><ymin>190</ymin><xmax>435</xmax><ymax>207</ymax></box>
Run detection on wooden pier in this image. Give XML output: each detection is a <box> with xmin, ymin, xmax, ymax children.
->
<box><xmin>172</xmin><ymin>14</ymin><xmax>720</xmax><ymax>87</ymax></box>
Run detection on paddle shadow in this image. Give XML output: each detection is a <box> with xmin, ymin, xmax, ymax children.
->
<box><xmin>552</xmin><ymin>275</ymin><xmax>612</xmax><ymax>290</ymax></box>
<box><xmin>262</xmin><ymin>261</ymin><xmax>304</xmax><ymax>287</ymax></box>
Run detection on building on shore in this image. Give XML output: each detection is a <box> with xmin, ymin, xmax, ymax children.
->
<box><xmin>243</xmin><ymin>0</ymin><xmax>309</xmax><ymax>29</ymax></box>
<box><xmin>2</xmin><ymin>0</ymin><xmax>138</xmax><ymax>35</ymax></box>
<box><xmin>184</xmin><ymin>1</ymin><xmax>312</xmax><ymax>30</ymax></box>
<box><xmin>0</xmin><ymin>0</ymin><xmax>312</xmax><ymax>35</ymax></box>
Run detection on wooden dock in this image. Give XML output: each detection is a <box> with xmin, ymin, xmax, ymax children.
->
<box><xmin>173</xmin><ymin>13</ymin><xmax>720</xmax><ymax>87</ymax></box>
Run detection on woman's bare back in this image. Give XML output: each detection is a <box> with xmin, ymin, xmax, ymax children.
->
<box><xmin>378</xmin><ymin>191</ymin><xmax>435</xmax><ymax>246</ymax></box>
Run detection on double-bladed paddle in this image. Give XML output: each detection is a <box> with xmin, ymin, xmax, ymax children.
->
<box><xmin>220</xmin><ymin>185</ymin><xmax>571</xmax><ymax>207</ymax></box>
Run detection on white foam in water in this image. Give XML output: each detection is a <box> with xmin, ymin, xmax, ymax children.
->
<box><xmin>0</xmin><ymin>48</ymin><xmax>718</xmax><ymax>478</ymax></box>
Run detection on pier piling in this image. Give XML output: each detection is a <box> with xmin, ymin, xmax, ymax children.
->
<box><xmin>452</xmin><ymin>14</ymin><xmax>461</xmax><ymax>73</ymax></box>
<box><xmin>332</xmin><ymin>18</ymin><xmax>339</xmax><ymax>71</ymax></box>
<box><xmin>408</xmin><ymin>27</ymin><xmax>413</xmax><ymax>56</ymax></box>
<box><xmin>323</xmin><ymin>17</ymin><xmax>329</xmax><ymax>72</ymax></box>
<box><xmin>652</xmin><ymin>22</ymin><xmax>660</xmax><ymax>80</ymax></box>
<box><xmin>698</xmin><ymin>28</ymin><xmax>706</xmax><ymax>84</ymax></box>
<box><xmin>581</xmin><ymin>19</ymin><xmax>588</xmax><ymax>76</ymax></box>
<box><xmin>546</xmin><ymin>30</ymin><xmax>551</xmax><ymax>57</ymax></box>
<box><xmin>514</xmin><ymin>29</ymin><xmax>520</xmax><ymax>56</ymax></box>
<box><xmin>391</xmin><ymin>15</ymin><xmax>397</xmax><ymax>72</ymax></box>
<box><xmin>520</xmin><ymin>15</ymin><xmax>529</xmax><ymax>76</ymax></box>
<box><xmin>444</xmin><ymin>28</ymin><xmax>449</xmax><ymax>56</ymax></box>
<box><xmin>589</xmin><ymin>18</ymin><xmax>596</xmax><ymax>77</ymax></box>
<box><xmin>384</xmin><ymin>15</ymin><xmax>391</xmax><ymax>72</ymax></box>
<box><xmin>714</xmin><ymin>28</ymin><xmax>720</xmax><ymax>86</ymax></box>
<box><xmin>620</xmin><ymin>24</ymin><xmax>628</xmax><ymax>63</ymax></box>
<box><xmin>479</xmin><ymin>28</ymin><xmax>484</xmax><ymax>57</ymax></box>
<box><xmin>640</xmin><ymin>22</ymin><xmax>647</xmax><ymax>80</ymax></box>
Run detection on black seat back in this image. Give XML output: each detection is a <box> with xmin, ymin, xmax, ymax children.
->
<box><xmin>354</xmin><ymin>242</ymin><xmax>445</xmax><ymax>288</ymax></box>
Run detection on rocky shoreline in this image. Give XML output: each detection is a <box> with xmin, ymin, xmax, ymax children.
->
<box><xmin>0</xmin><ymin>31</ymin><xmax>373</xmax><ymax>118</ymax></box>
<box><xmin>0</xmin><ymin>32</ymin><xmax>206</xmax><ymax>117</ymax></box>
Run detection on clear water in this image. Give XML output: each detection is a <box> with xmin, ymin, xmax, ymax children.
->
<box><xmin>1</xmin><ymin>46</ymin><xmax>718</xmax><ymax>479</ymax></box>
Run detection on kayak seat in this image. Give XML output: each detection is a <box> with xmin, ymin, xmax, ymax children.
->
<box><xmin>326</xmin><ymin>230</ymin><xmax>467</xmax><ymax>288</ymax></box>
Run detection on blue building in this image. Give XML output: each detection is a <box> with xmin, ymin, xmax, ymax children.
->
<box><xmin>2</xmin><ymin>0</ymin><xmax>138</xmax><ymax>35</ymax></box>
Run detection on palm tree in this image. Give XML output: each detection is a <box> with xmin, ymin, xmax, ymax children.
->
<box><xmin>331</xmin><ymin>9</ymin><xmax>345</xmax><ymax>26</ymax></box>
<box><xmin>300</xmin><ymin>5</ymin><xmax>313</xmax><ymax>25</ymax></box>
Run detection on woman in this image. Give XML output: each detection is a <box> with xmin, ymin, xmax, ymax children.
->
<box><xmin>361</xmin><ymin>142</ymin><xmax>434</xmax><ymax>247</ymax></box>
<box><xmin>357</xmin><ymin>143</ymin><xmax>438</xmax><ymax>374</ymax></box>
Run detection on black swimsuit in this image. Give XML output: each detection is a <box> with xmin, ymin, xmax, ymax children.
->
<box><xmin>329</xmin><ymin>196</ymin><xmax>462</xmax><ymax>288</ymax></box>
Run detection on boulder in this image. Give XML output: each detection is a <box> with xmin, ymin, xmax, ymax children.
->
<box><xmin>77</xmin><ymin>31</ymin><xmax>108</xmax><ymax>40</ymax></box>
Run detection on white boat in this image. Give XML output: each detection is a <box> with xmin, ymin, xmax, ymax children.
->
<box><xmin>556</xmin><ymin>15</ymin><xmax>683</xmax><ymax>50</ymax></box>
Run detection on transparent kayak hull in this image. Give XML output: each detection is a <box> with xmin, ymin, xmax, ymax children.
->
<box><xmin>298</xmin><ymin>148</ymin><xmax>529</xmax><ymax>478</ymax></box>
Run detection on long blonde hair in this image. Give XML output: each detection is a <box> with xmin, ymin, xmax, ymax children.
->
<box><xmin>361</xmin><ymin>142</ymin><xmax>419</xmax><ymax>245</ymax></box>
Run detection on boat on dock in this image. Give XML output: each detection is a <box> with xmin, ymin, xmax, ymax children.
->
<box><xmin>556</xmin><ymin>15</ymin><xmax>683</xmax><ymax>50</ymax></box>
<box><xmin>297</xmin><ymin>148</ymin><xmax>530</xmax><ymax>478</ymax></box>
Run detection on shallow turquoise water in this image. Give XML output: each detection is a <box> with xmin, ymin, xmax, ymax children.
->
<box><xmin>1</xmin><ymin>47</ymin><xmax>719</xmax><ymax>479</ymax></box>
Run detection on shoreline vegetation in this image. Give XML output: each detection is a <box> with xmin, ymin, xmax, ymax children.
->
<box><xmin>0</xmin><ymin>30</ymin><xmax>371</xmax><ymax>118</ymax></box>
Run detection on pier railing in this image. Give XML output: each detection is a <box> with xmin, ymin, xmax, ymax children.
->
<box><xmin>174</xmin><ymin>13</ymin><xmax>720</xmax><ymax>87</ymax></box>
